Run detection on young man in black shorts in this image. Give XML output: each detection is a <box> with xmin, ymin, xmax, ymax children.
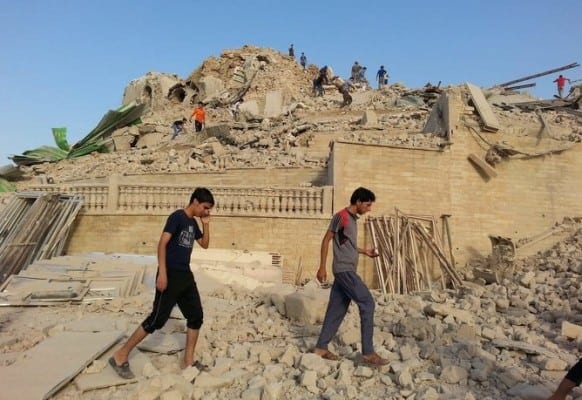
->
<box><xmin>109</xmin><ymin>187</ymin><xmax>214</xmax><ymax>378</ymax></box>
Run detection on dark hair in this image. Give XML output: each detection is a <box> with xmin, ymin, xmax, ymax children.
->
<box><xmin>350</xmin><ymin>187</ymin><xmax>375</xmax><ymax>204</ymax></box>
<box><xmin>190</xmin><ymin>187</ymin><xmax>214</xmax><ymax>206</ymax></box>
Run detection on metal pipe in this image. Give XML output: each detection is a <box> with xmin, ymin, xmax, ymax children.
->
<box><xmin>497</xmin><ymin>62</ymin><xmax>580</xmax><ymax>87</ymax></box>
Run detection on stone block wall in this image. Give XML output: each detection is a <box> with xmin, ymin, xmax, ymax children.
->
<box><xmin>66</xmin><ymin>214</ymin><xmax>330</xmax><ymax>284</ymax></box>
<box><xmin>331</xmin><ymin>134</ymin><xmax>582</xmax><ymax>281</ymax></box>
<box><xmin>111</xmin><ymin>167</ymin><xmax>329</xmax><ymax>187</ymax></box>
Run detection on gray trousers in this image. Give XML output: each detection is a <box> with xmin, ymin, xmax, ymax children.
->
<box><xmin>315</xmin><ymin>270</ymin><xmax>376</xmax><ymax>355</ymax></box>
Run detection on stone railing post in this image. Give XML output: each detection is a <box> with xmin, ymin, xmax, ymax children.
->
<box><xmin>108</xmin><ymin>174</ymin><xmax>120</xmax><ymax>213</ymax></box>
<box><xmin>322</xmin><ymin>186</ymin><xmax>333</xmax><ymax>215</ymax></box>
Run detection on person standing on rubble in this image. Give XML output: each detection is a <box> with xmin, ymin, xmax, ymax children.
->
<box><xmin>109</xmin><ymin>188</ymin><xmax>215</xmax><ymax>378</ymax></box>
<box><xmin>313</xmin><ymin>187</ymin><xmax>389</xmax><ymax>367</ymax></box>
<box><xmin>190</xmin><ymin>102</ymin><xmax>206</xmax><ymax>132</ymax></box>
<box><xmin>351</xmin><ymin>61</ymin><xmax>361</xmax><ymax>81</ymax></box>
<box><xmin>288</xmin><ymin>44</ymin><xmax>295</xmax><ymax>58</ymax></box>
<box><xmin>553</xmin><ymin>74</ymin><xmax>571</xmax><ymax>98</ymax></box>
<box><xmin>376</xmin><ymin>65</ymin><xmax>388</xmax><ymax>89</ymax></box>
<box><xmin>300</xmin><ymin>52</ymin><xmax>307</xmax><ymax>71</ymax></box>
<box><xmin>313</xmin><ymin>75</ymin><xmax>325</xmax><ymax>97</ymax></box>
<box><xmin>170</xmin><ymin>118</ymin><xmax>187</xmax><ymax>140</ymax></box>
<box><xmin>545</xmin><ymin>358</ymin><xmax>582</xmax><ymax>400</ymax></box>
<box><xmin>231</xmin><ymin>98</ymin><xmax>242</xmax><ymax>121</ymax></box>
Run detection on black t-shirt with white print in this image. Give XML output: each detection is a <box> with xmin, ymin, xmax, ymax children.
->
<box><xmin>163</xmin><ymin>209</ymin><xmax>203</xmax><ymax>272</ymax></box>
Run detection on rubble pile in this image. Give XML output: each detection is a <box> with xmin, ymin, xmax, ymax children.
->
<box><xmin>0</xmin><ymin>222</ymin><xmax>580</xmax><ymax>399</ymax></box>
<box><xmin>1</xmin><ymin>45</ymin><xmax>576</xmax><ymax>188</ymax></box>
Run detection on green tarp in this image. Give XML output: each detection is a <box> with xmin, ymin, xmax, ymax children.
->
<box><xmin>9</xmin><ymin>102</ymin><xmax>146</xmax><ymax>167</ymax></box>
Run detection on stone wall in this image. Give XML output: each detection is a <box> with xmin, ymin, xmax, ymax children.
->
<box><xmin>66</xmin><ymin>214</ymin><xmax>329</xmax><ymax>284</ymax></box>
<box><xmin>120</xmin><ymin>167</ymin><xmax>330</xmax><ymax>187</ymax></box>
<box><xmin>331</xmin><ymin>134</ymin><xmax>582</xmax><ymax>281</ymax></box>
<box><xmin>26</xmin><ymin>180</ymin><xmax>335</xmax><ymax>284</ymax></box>
<box><xmin>13</xmin><ymin>121</ymin><xmax>582</xmax><ymax>288</ymax></box>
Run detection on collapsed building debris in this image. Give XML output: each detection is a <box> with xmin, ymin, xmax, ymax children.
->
<box><xmin>0</xmin><ymin>220</ymin><xmax>580</xmax><ymax>399</ymax></box>
<box><xmin>0</xmin><ymin>45</ymin><xmax>580</xmax><ymax>399</ymax></box>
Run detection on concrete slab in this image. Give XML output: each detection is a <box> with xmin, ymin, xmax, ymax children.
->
<box><xmin>264</xmin><ymin>90</ymin><xmax>283</xmax><ymax>118</ymax></box>
<box><xmin>138</xmin><ymin>332</ymin><xmax>185</xmax><ymax>354</ymax></box>
<box><xmin>0</xmin><ymin>330</ymin><xmax>123</xmax><ymax>400</ymax></box>
<box><xmin>75</xmin><ymin>348</ymin><xmax>154</xmax><ymax>392</ymax></box>
<box><xmin>466</xmin><ymin>83</ymin><xmax>500</xmax><ymax>132</ymax></box>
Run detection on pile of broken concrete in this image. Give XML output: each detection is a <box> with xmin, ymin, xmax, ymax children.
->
<box><xmin>1</xmin><ymin>222</ymin><xmax>581</xmax><ymax>400</ymax></box>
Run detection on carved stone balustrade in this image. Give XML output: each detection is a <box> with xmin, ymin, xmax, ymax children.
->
<box><xmin>25</xmin><ymin>181</ymin><xmax>333</xmax><ymax>219</ymax></box>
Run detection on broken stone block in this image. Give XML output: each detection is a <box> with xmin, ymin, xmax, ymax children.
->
<box><xmin>360</xmin><ymin>110</ymin><xmax>378</xmax><ymax>128</ymax></box>
<box><xmin>284</xmin><ymin>290</ymin><xmax>327</xmax><ymax>325</ymax></box>
<box><xmin>338</xmin><ymin>326</ymin><xmax>359</xmax><ymax>347</ymax></box>
<box><xmin>239</xmin><ymin>100</ymin><xmax>262</xmax><ymax>122</ymax></box>
<box><xmin>241</xmin><ymin>388</ymin><xmax>262</xmax><ymax>400</ymax></box>
<box><xmin>264</xmin><ymin>90</ymin><xmax>283</xmax><ymax>118</ymax></box>
<box><xmin>507</xmin><ymin>383</ymin><xmax>552</xmax><ymax>400</ymax></box>
<box><xmin>298</xmin><ymin>353</ymin><xmax>332</xmax><ymax>376</ymax></box>
<box><xmin>542</xmin><ymin>358</ymin><xmax>568</xmax><ymax>371</ymax></box>
<box><xmin>300</xmin><ymin>370</ymin><xmax>319</xmax><ymax>394</ymax></box>
<box><xmin>204</xmin><ymin>124</ymin><xmax>231</xmax><ymax>142</ymax></box>
<box><xmin>353</xmin><ymin>365</ymin><xmax>374</xmax><ymax>378</ymax></box>
<box><xmin>271</xmin><ymin>284</ymin><xmax>296</xmax><ymax>316</ymax></box>
<box><xmin>262</xmin><ymin>382</ymin><xmax>283</xmax><ymax>400</ymax></box>
<box><xmin>137</xmin><ymin>124</ymin><xmax>156</xmax><ymax>134</ymax></box>
<box><xmin>562</xmin><ymin>321</ymin><xmax>582</xmax><ymax>339</ymax></box>
<box><xmin>198</xmin><ymin>76</ymin><xmax>225</xmax><ymax>101</ymax></box>
<box><xmin>136</xmin><ymin>132</ymin><xmax>164</xmax><ymax>149</ymax></box>
<box><xmin>497</xmin><ymin>367</ymin><xmax>525</xmax><ymax>388</ymax></box>
<box><xmin>440</xmin><ymin>365</ymin><xmax>468</xmax><ymax>384</ymax></box>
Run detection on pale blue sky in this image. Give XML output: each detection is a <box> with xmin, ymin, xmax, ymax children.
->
<box><xmin>1</xmin><ymin>0</ymin><xmax>580</xmax><ymax>164</ymax></box>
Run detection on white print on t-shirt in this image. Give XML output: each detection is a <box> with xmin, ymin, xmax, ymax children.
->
<box><xmin>178</xmin><ymin>226</ymin><xmax>195</xmax><ymax>248</ymax></box>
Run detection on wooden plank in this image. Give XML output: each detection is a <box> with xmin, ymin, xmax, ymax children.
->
<box><xmin>466</xmin><ymin>83</ymin><xmax>500</xmax><ymax>132</ymax></box>
<box><xmin>0</xmin><ymin>331</ymin><xmax>123</xmax><ymax>400</ymax></box>
<box><xmin>468</xmin><ymin>153</ymin><xmax>498</xmax><ymax>178</ymax></box>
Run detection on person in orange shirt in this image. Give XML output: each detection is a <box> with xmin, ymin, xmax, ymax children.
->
<box><xmin>190</xmin><ymin>102</ymin><xmax>206</xmax><ymax>132</ymax></box>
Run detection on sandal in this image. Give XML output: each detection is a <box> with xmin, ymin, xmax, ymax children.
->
<box><xmin>314</xmin><ymin>349</ymin><xmax>339</xmax><ymax>361</ymax></box>
<box><xmin>108</xmin><ymin>356</ymin><xmax>135</xmax><ymax>379</ymax></box>
<box><xmin>362</xmin><ymin>353</ymin><xmax>389</xmax><ymax>367</ymax></box>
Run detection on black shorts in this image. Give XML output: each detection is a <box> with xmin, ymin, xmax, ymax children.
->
<box><xmin>142</xmin><ymin>269</ymin><xmax>203</xmax><ymax>332</ymax></box>
<box><xmin>566</xmin><ymin>359</ymin><xmax>582</xmax><ymax>386</ymax></box>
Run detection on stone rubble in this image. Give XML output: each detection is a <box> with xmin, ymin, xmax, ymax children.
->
<box><xmin>7</xmin><ymin>45</ymin><xmax>579</xmax><ymax>188</ymax></box>
<box><xmin>1</xmin><ymin>45</ymin><xmax>581</xmax><ymax>399</ymax></box>
<box><xmin>0</xmin><ymin>221</ymin><xmax>580</xmax><ymax>399</ymax></box>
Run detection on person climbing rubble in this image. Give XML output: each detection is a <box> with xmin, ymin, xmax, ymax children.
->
<box><xmin>230</xmin><ymin>98</ymin><xmax>242</xmax><ymax>120</ymax></box>
<box><xmin>190</xmin><ymin>102</ymin><xmax>206</xmax><ymax>132</ymax></box>
<box><xmin>319</xmin><ymin>65</ymin><xmax>331</xmax><ymax>84</ymax></box>
<box><xmin>332</xmin><ymin>76</ymin><xmax>355</xmax><ymax>107</ymax></box>
<box><xmin>288</xmin><ymin>44</ymin><xmax>295</xmax><ymax>58</ymax></box>
<box><xmin>313</xmin><ymin>75</ymin><xmax>325</xmax><ymax>97</ymax></box>
<box><xmin>170</xmin><ymin>118</ymin><xmax>187</xmax><ymax>140</ymax></box>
